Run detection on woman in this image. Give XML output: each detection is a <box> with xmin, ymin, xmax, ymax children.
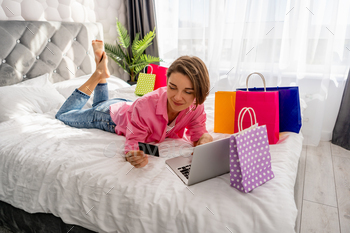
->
<box><xmin>56</xmin><ymin>40</ymin><xmax>213</xmax><ymax>168</ymax></box>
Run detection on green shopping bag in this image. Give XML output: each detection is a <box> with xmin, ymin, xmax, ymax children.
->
<box><xmin>135</xmin><ymin>65</ymin><xmax>156</xmax><ymax>96</ymax></box>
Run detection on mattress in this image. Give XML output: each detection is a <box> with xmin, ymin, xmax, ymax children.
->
<box><xmin>0</xmin><ymin>81</ymin><xmax>303</xmax><ymax>233</ymax></box>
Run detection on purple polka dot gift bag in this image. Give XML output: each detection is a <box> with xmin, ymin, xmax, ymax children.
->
<box><xmin>229</xmin><ymin>107</ymin><xmax>274</xmax><ymax>193</ymax></box>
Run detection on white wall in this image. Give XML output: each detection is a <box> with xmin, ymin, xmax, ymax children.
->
<box><xmin>299</xmin><ymin>76</ymin><xmax>346</xmax><ymax>145</ymax></box>
<box><xmin>0</xmin><ymin>0</ymin><xmax>130</xmax><ymax>81</ymax></box>
<box><xmin>320</xmin><ymin>78</ymin><xmax>347</xmax><ymax>141</ymax></box>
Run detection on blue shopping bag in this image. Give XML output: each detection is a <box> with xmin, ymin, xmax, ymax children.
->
<box><xmin>237</xmin><ymin>86</ymin><xmax>302</xmax><ymax>133</ymax></box>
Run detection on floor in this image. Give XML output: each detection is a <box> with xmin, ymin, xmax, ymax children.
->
<box><xmin>294</xmin><ymin>141</ymin><xmax>350</xmax><ymax>233</ymax></box>
<box><xmin>0</xmin><ymin>141</ymin><xmax>349</xmax><ymax>233</ymax></box>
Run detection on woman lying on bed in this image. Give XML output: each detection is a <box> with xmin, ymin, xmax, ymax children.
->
<box><xmin>55</xmin><ymin>40</ymin><xmax>213</xmax><ymax>168</ymax></box>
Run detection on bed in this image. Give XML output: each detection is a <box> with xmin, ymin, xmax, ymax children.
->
<box><xmin>0</xmin><ymin>20</ymin><xmax>304</xmax><ymax>233</ymax></box>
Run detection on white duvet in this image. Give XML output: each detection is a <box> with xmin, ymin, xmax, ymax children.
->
<box><xmin>0</xmin><ymin>84</ymin><xmax>303</xmax><ymax>233</ymax></box>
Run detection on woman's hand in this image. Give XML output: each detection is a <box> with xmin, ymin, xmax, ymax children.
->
<box><xmin>125</xmin><ymin>150</ymin><xmax>149</xmax><ymax>168</ymax></box>
<box><xmin>193</xmin><ymin>133</ymin><xmax>213</xmax><ymax>147</ymax></box>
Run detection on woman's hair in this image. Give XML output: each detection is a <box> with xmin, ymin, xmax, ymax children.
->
<box><xmin>167</xmin><ymin>56</ymin><xmax>210</xmax><ymax>107</ymax></box>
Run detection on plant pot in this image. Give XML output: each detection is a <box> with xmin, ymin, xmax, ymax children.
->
<box><xmin>127</xmin><ymin>80</ymin><xmax>137</xmax><ymax>85</ymax></box>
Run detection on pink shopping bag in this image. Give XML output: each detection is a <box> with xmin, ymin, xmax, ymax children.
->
<box><xmin>234</xmin><ymin>72</ymin><xmax>279</xmax><ymax>144</ymax></box>
<box><xmin>230</xmin><ymin>107</ymin><xmax>275</xmax><ymax>193</ymax></box>
<box><xmin>147</xmin><ymin>64</ymin><xmax>168</xmax><ymax>90</ymax></box>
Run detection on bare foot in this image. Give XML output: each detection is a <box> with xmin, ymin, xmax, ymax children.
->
<box><xmin>92</xmin><ymin>40</ymin><xmax>104</xmax><ymax>66</ymax></box>
<box><xmin>96</xmin><ymin>52</ymin><xmax>110</xmax><ymax>80</ymax></box>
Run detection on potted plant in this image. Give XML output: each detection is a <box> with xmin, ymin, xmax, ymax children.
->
<box><xmin>104</xmin><ymin>18</ymin><xmax>162</xmax><ymax>84</ymax></box>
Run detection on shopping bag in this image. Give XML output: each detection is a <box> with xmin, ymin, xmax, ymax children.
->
<box><xmin>214</xmin><ymin>91</ymin><xmax>236</xmax><ymax>133</ymax></box>
<box><xmin>230</xmin><ymin>107</ymin><xmax>275</xmax><ymax>193</ymax></box>
<box><xmin>135</xmin><ymin>65</ymin><xmax>156</xmax><ymax>96</ymax></box>
<box><xmin>147</xmin><ymin>64</ymin><xmax>168</xmax><ymax>90</ymax></box>
<box><xmin>235</xmin><ymin>72</ymin><xmax>279</xmax><ymax>144</ymax></box>
<box><xmin>237</xmin><ymin>86</ymin><xmax>301</xmax><ymax>133</ymax></box>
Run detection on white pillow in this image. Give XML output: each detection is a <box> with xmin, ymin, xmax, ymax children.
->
<box><xmin>0</xmin><ymin>84</ymin><xmax>66</xmax><ymax>122</ymax></box>
<box><xmin>53</xmin><ymin>74</ymin><xmax>130</xmax><ymax>99</ymax></box>
<box><xmin>14</xmin><ymin>73</ymin><xmax>52</xmax><ymax>88</ymax></box>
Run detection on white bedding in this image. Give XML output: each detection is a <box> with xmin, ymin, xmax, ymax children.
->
<box><xmin>0</xmin><ymin>81</ymin><xmax>303</xmax><ymax>233</ymax></box>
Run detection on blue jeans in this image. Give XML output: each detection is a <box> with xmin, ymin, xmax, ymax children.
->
<box><xmin>55</xmin><ymin>83</ymin><xmax>132</xmax><ymax>133</ymax></box>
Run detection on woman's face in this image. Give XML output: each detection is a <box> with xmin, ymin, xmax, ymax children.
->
<box><xmin>167</xmin><ymin>72</ymin><xmax>195</xmax><ymax>114</ymax></box>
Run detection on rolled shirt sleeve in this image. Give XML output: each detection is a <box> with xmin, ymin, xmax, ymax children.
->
<box><xmin>185</xmin><ymin>104</ymin><xmax>208</xmax><ymax>142</ymax></box>
<box><xmin>123</xmin><ymin>99</ymin><xmax>151</xmax><ymax>154</ymax></box>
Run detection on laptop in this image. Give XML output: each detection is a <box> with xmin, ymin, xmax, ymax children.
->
<box><xmin>165</xmin><ymin>137</ymin><xmax>231</xmax><ymax>186</ymax></box>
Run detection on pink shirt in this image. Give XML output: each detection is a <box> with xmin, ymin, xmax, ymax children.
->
<box><xmin>109</xmin><ymin>87</ymin><xmax>208</xmax><ymax>154</ymax></box>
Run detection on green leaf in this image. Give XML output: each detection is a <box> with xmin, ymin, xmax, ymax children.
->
<box><xmin>104</xmin><ymin>42</ymin><xmax>130</xmax><ymax>75</ymax></box>
<box><xmin>142</xmin><ymin>54</ymin><xmax>163</xmax><ymax>63</ymax></box>
<box><xmin>131</xmin><ymin>63</ymin><xmax>148</xmax><ymax>75</ymax></box>
<box><xmin>132</xmin><ymin>54</ymin><xmax>162</xmax><ymax>65</ymax></box>
<box><xmin>104</xmin><ymin>42</ymin><xmax>124</xmax><ymax>61</ymax></box>
<box><xmin>116</xmin><ymin>18</ymin><xmax>130</xmax><ymax>49</ymax></box>
<box><xmin>129</xmin><ymin>54</ymin><xmax>162</xmax><ymax>75</ymax></box>
<box><xmin>110</xmin><ymin>56</ymin><xmax>131</xmax><ymax>75</ymax></box>
<box><xmin>132</xmin><ymin>28</ymin><xmax>156</xmax><ymax>61</ymax></box>
<box><xmin>117</xmin><ymin>43</ymin><xmax>131</xmax><ymax>63</ymax></box>
<box><xmin>131</xmin><ymin>33</ymin><xmax>140</xmax><ymax>57</ymax></box>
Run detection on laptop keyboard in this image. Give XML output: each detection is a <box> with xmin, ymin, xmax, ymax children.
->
<box><xmin>178</xmin><ymin>164</ymin><xmax>191</xmax><ymax>179</ymax></box>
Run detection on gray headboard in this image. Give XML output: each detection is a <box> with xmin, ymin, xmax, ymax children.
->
<box><xmin>0</xmin><ymin>20</ymin><xmax>103</xmax><ymax>86</ymax></box>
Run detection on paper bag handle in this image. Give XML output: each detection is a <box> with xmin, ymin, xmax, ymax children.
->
<box><xmin>143</xmin><ymin>64</ymin><xmax>153</xmax><ymax>74</ymax></box>
<box><xmin>246</xmin><ymin>72</ymin><xmax>266</xmax><ymax>92</ymax></box>
<box><xmin>238</xmin><ymin>107</ymin><xmax>257</xmax><ymax>132</ymax></box>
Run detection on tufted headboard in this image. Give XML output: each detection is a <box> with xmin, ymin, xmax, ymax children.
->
<box><xmin>0</xmin><ymin>20</ymin><xmax>103</xmax><ymax>86</ymax></box>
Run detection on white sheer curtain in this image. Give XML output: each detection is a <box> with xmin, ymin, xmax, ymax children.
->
<box><xmin>155</xmin><ymin>0</ymin><xmax>350</xmax><ymax>146</ymax></box>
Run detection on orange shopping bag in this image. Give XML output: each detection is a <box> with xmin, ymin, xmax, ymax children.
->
<box><xmin>214</xmin><ymin>91</ymin><xmax>236</xmax><ymax>134</ymax></box>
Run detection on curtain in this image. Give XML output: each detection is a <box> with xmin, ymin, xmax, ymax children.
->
<box><xmin>126</xmin><ymin>0</ymin><xmax>159</xmax><ymax>58</ymax></box>
<box><xmin>332</xmin><ymin>69</ymin><xmax>350</xmax><ymax>150</ymax></box>
<box><xmin>154</xmin><ymin>0</ymin><xmax>350</xmax><ymax>146</ymax></box>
